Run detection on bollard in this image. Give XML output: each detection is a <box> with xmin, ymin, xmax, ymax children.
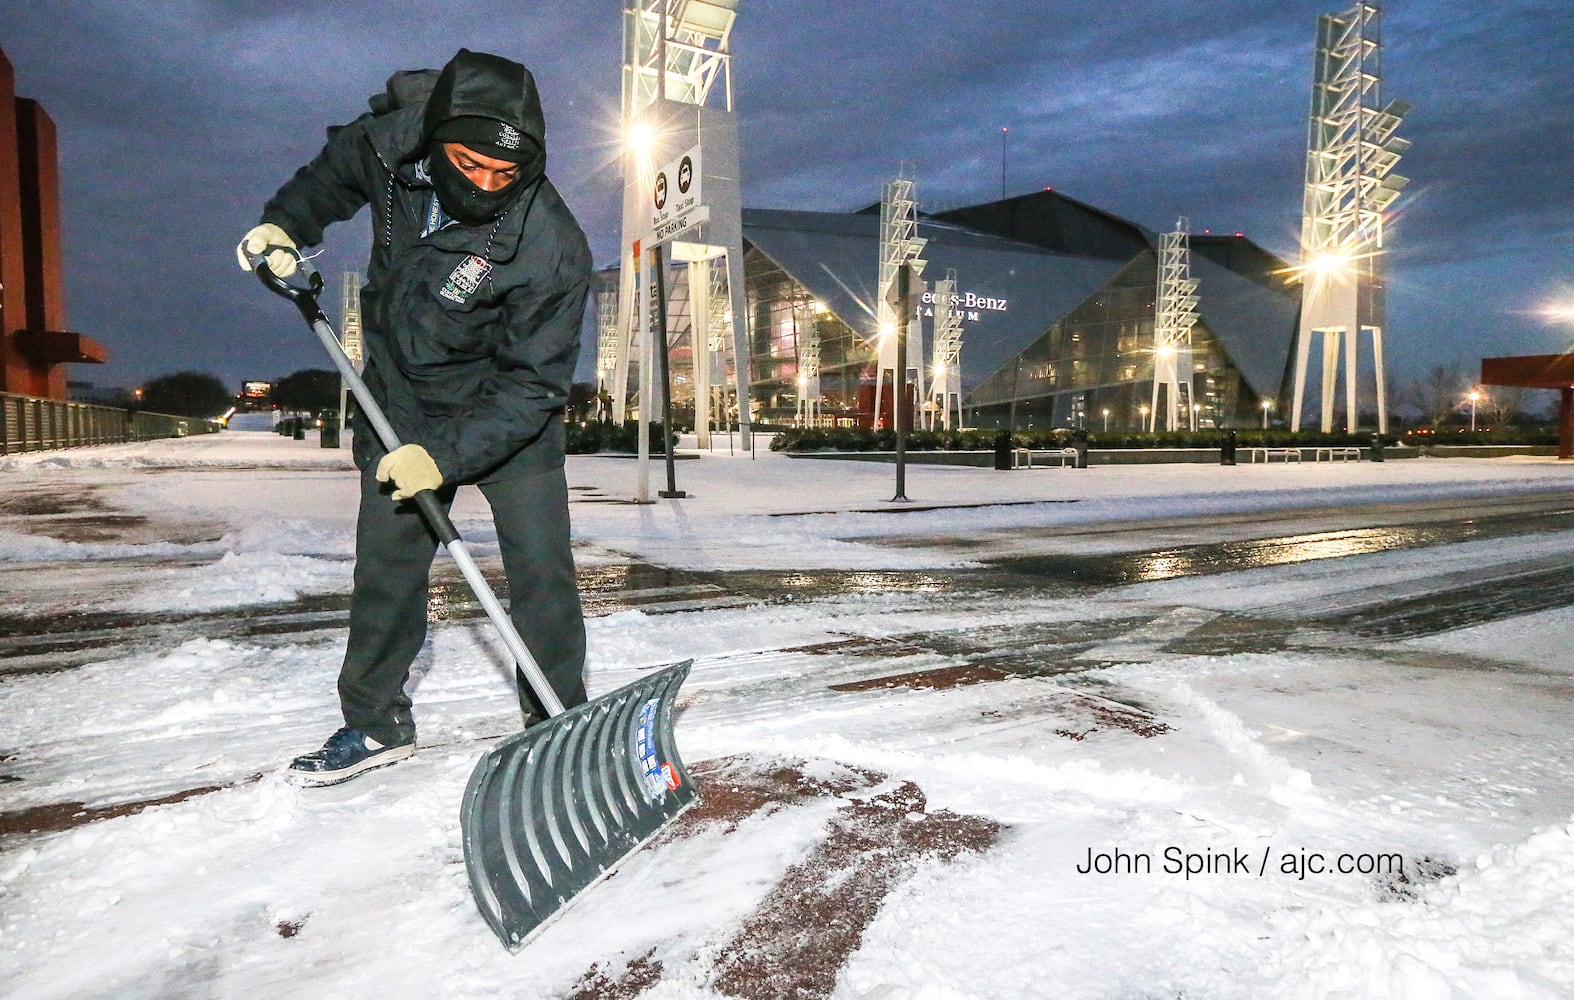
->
<box><xmin>993</xmin><ymin>429</ymin><xmax>1012</xmax><ymax>470</ymax></box>
<box><xmin>1072</xmin><ymin>429</ymin><xmax>1089</xmax><ymax>469</ymax></box>
<box><xmin>1369</xmin><ymin>432</ymin><xmax>1385</xmax><ymax>462</ymax></box>
<box><xmin>319</xmin><ymin>411</ymin><xmax>341</xmax><ymax>448</ymax></box>
<box><xmin>1221</xmin><ymin>429</ymin><xmax>1237</xmax><ymax>466</ymax></box>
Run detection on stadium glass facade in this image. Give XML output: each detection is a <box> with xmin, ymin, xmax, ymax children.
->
<box><xmin>604</xmin><ymin>190</ymin><xmax>1301</xmax><ymax>432</ymax></box>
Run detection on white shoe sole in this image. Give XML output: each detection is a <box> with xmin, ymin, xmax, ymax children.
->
<box><xmin>286</xmin><ymin>743</ymin><xmax>415</xmax><ymax>787</ymax></box>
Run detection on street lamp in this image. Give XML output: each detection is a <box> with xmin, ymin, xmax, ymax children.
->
<box><xmin>1261</xmin><ymin>397</ymin><xmax>1273</xmax><ymax>429</ymax></box>
<box><xmin>1191</xmin><ymin>403</ymin><xmax>1200</xmax><ymax>432</ymax></box>
<box><xmin>1101</xmin><ymin>407</ymin><xmax>1110</xmax><ymax>431</ymax></box>
<box><xmin>1467</xmin><ymin>390</ymin><xmax>1482</xmax><ymax>433</ymax></box>
<box><xmin>1139</xmin><ymin>404</ymin><xmax>1150</xmax><ymax>432</ymax></box>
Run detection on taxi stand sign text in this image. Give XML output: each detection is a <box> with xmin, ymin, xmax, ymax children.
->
<box><xmin>646</xmin><ymin>144</ymin><xmax>709</xmax><ymax>247</ymax></box>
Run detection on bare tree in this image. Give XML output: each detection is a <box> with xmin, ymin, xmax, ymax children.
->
<box><xmin>1486</xmin><ymin>386</ymin><xmax>1528</xmax><ymax>428</ymax></box>
<box><xmin>1402</xmin><ymin>364</ymin><xmax>1466</xmax><ymax>429</ymax></box>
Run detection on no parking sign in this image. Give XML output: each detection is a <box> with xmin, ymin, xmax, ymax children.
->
<box><xmin>647</xmin><ymin>144</ymin><xmax>708</xmax><ymax>245</ymax></box>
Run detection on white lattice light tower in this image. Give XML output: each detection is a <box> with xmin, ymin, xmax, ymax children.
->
<box><xmin>595</xmin><ymin>286</ymin><xmax>619</xmax><ymax>419</ymax></box>
<box><xmin>673</xmin><ymin>239</ymin><xmax>732</xmax><ymax>446</ymax></box>
<box><xmin>1151</xmin><ymin>219</ymin><xmax>1199</xmax><ymax>431</ymax></box>
<box><xmin>1291</xmin><ymin>1</ymin><xmax>1409</xmax><ymax>433</ymax></box>
<box><xmin>929</xmin><ymin>269</ymin><xmax>963</xmax><ymax>430</ymax></box>
<box><xmin>614</xmin><ymin>0</ymin><xmax>751</xmax><ymax>450</ymax></box>
<box><xmin>795</xmin><ymin>294</ymin><xmax>822</xmax><ymax>427</ymax></box>
<box><xmin>873</xmin><ymin>168</ymin><xmax>927</xmax><ymax>429</ymax></box>
<box><xmin>334</xmin><ymin>271</ymin><xmax>364</xmax><ymax>443</ymax></box>
<box><xmin>339</xmin><ymin>271</ymin><xmax>364</xmax><ymax>370</ymax></box>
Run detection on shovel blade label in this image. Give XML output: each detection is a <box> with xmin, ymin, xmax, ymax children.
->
<box><xmin>635</xmin><ymin>699</ymin><xmax>666</xmax><ymax>798</ymax></box>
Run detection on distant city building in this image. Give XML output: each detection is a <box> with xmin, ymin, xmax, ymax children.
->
<box><xmin>66</xmin><ymin>380</ymin><xmax>133</xmax><ymax>407</ymax></box>
<box><xmin>601</xmin><ymin>189</ymin><xmax>1300</xmax><ymax>431</ymax></box>
<box><xmin>0</xmin><ymin>46</ymin><xmax>107</xmax><ymax>400</ymax></box>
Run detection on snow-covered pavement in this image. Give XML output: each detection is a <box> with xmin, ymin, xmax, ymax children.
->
<box><xmin>2</xmin><ymin>432</ymin><xmax>1573</xmax><ymax>999</ymax></box>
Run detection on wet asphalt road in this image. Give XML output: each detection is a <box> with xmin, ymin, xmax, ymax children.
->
<box><xmin>1</xmin><ymin>489</ymin><xmax>1570</xmax><ymax>676</ymax></box>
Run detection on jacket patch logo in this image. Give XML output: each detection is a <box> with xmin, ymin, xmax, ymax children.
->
<box><xmin>497</xmin><ymin>123</ymin><xmax>523</xmax><ymax>150</ymax></box>
<box><xmin>440</xmin><ymin>255</ymin><xmax>492</xmax><ymax>304</ymax></box>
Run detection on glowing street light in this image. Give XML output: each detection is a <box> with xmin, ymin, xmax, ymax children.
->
<box><xmin>1306</xmin><ymin>251</ymin><xmax>1352</xmax><ymax>277</ymax></box>
<box><xmin>1536</xmin><ymin>290</ymin><xmax>1574</xmax><ymax>324</ymax></box>
<box><xmin>625</xmin><ymin>119</ymin><xmax>654</xmax><ymax>157</ymax></box>
<box><xmin>1101</xmin><ymin>407</ymin><xmax>1111</xmax><ymax>431</ymax></box>
<box><xmin>1261</xmin><ymin>397</ymin><xmax>1273</xmax><ymax>429</ymax></box>
<box><xmin>1467</xmin><ymin>389</ymin><xmax>1483</xmax><ymax>432</ymax></box>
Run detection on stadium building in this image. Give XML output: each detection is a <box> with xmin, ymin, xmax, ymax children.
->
<box><xmin>606</xmin><ymin>187</ymin><xmax>1302</xmax><ymax>432</ymax></box>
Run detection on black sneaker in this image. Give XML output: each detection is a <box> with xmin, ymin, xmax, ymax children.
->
<box><xmin>287</xmin><ymin>727</ymin><xmax>413</xmax><ymax>787</ymax></box>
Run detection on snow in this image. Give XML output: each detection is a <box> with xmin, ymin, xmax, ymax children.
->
<box><xmin>2</xmin><ymin>430</ymin><xmax>1574</xmax><ymax>999</ymax></box>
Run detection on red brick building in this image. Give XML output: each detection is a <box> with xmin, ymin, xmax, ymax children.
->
<box><xmin>0</xmin><ymin>47</ymin><xmax>106</xmax><ymax>400</ymax></box>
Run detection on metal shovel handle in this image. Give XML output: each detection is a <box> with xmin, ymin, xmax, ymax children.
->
<box><xmin>250</xmin><ymin>247</ymin><xmax>567</xmax><ymax>718</ymax></box>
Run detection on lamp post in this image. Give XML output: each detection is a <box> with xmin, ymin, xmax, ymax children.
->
<box><xmin>1101</xmin><ymin>407</ymin><xmax>1110</xmax><ymax>431</ymax></box>
<box><xmin>1139</xmin><ymin>404</ymin><xmax>1150</xmax><ymax>432</ymax></box>
<box><xmin>1468</xmin><ymin>390</ymin><xmax>1482</xmax><ymax>433</ymax></box>
<box><xmin>1261</xmin><ymin>398</ymin><xmax>1273</xmax><ymax>429</ymax></box>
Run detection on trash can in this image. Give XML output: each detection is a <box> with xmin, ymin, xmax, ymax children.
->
<box><xmin>292</xmin><ymin>419</ymin><xmax>306</xmax><ymax>441</ymax></box>
<box><xmin>993</xmin><ymin>429</ymin><xmax>1012</xmax><ymax>470</ymax></box>
<box><xmin>1369</xmin><ymin>432</ymin><xmax>1385</xmax><ymax>462</ymax></box>
<box><xmin>320</xmin><ymin>414</ymin><xmax>341</xmax><ymax>448</ymax></box>
<box><xmin>1220</xmin><ymin>429</ymin><xmax>1238</xmax><ymax>466</ymax></box>
<box><xmin>1071</xmin><ymin>430</ymin><xmax>1089</xmax><ymax>469</ymax></box>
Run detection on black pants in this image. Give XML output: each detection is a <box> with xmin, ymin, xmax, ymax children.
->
<box><xmin>337</xmin><ymin>462</ymin><xmax>587</xmax><ymax>746</ymax></box>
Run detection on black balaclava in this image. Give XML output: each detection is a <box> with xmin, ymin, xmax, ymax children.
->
<box><xmin>427</xmin><ymin>116</ymin><xmax>537</xmax><ymax>226</ymax></box>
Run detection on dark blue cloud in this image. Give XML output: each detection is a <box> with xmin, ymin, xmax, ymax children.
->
<box><xmin>2</xmin><ymin>1</ymin><xmax>1569</xmax><ymax>393</ymax></box>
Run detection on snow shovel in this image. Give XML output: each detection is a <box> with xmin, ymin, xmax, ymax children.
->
<box><xmin>249</xmin><ymin>247</ymin><xmax>696</xmax><ymax>950</ymax></box>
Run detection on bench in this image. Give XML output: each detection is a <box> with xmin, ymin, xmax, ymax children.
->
<box><xmin>1247</xmin><ymin>447</ymin><xmax>1302</xmax><ymax>463</ymax></box>
<box><xmin>1014</xmin><ymin>447</ymin><xmax>1080</xmax><ymax>469</ymax></box>
<box><xmin>1314</xmin><ymin>446</ymin><xmax>1364</xmax><ymax>462</ymax></box>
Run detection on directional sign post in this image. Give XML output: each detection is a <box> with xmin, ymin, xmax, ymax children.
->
<box><xmin>637</xmin><ymin>144</ymin><xmax>708</xmax><ymax>502</ymax></box>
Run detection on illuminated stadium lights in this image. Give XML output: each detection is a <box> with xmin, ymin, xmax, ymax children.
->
<box><xmin>1151</xmin><ymin>218</ymin><xmax>1199</xmax><ymax>431</ymax></box>
<box><xmin>929</xmin><ymin>268</ymin><xmax>965</xmax><ymax>430</ymax></box>
<box><xmin>1538</xmin><ymin>297</ymin><xmax>1574</xmax><ymax>324</ymax></box>
<box><xmin>595</xmin><ymin>287</ymin><xmax>619</xmax><ymax>408</ymax></box>
<box><xmin>1306</xmin><ymin>250</ymin><xmax>1352</xmax><ymax>276</ymax></box>
<box><xmin>625</xmin><ymin>120</ymin><xmax>654</xmax><ymax>156</ymax></box>
<box><xmin>873</xmin><ymin>167</ymin><xmax>927</xmax><ymax>430</ymax></box>
<box><xmin>614</xmin><ymin>0</ymin><xmax>750</xmax><ymax>452</ymax></box>
<box><xmin>1291</xmin><ymin>1</ymin><xmax>1409</xmax><ymax>433</ymax></box>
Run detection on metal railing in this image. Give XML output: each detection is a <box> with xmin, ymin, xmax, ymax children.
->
<box><xmin>1</xmin><ymin>391</ymin><xmax>221</xmax><ymax>455</ymax></box>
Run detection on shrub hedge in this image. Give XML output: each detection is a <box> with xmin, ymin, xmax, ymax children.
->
<box><xmin>565</xmin><ymin>420</ymin><xmax>672</xmax><ymax>454</ymax></box>
<box><xmin>768</xmin><ymin>426</ymin><xmax>1558</xmax><ymax>453</ymax></box>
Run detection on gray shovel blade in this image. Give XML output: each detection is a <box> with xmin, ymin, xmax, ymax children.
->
<box><xmin>460</xmin><ymin>659</ymin><xmax>697</xmax><ymax>950</ymax></box>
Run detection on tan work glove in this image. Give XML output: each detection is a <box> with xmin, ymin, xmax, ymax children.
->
<box><xmin>235</xmin><ymin>223</ymin><xmax>298</xmax><ymax>277</ymax></box>
<box><xmin>375</xmin><ymin>444</ymin><xmax>443</xmax><ymax>501</ymax></box>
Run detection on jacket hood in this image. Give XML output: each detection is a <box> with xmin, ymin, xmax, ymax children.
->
<box><xmin>408</xmin><ymin>49</ymin><xmax>546</xmax><ymax>184</ymax></box>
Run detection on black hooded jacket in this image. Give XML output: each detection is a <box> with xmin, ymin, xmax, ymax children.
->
<box><xmin>259</xmin><ymin>49</ymin><xmax>590</xmax><ymax>483</ymax></box>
